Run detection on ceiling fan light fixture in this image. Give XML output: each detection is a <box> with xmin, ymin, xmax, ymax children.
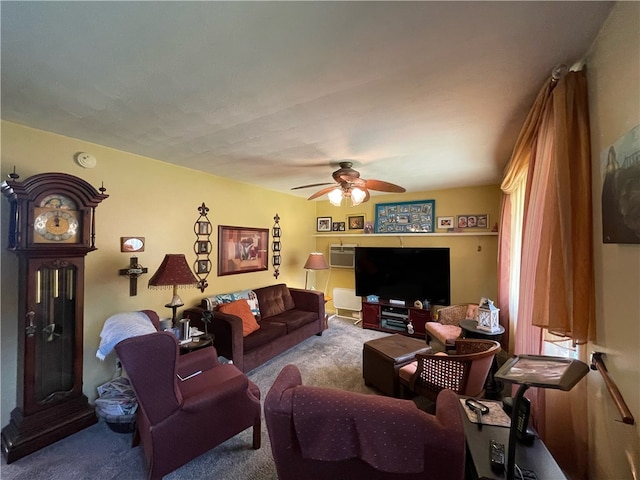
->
<box><xmin>328</xmin><ymin>187</ymin><xmax>343</xmax><ymax>206</ymax></box>
<box><xmin>350</xmin><ymin>187</ymin><xmax>366</xmax><ymax>206</ymax></box>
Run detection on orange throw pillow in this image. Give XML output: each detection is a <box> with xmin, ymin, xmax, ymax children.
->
<box><xmin>218</xmin><ymin>299</ymin><xmax>260</xmax><ymax>337</ymax></box>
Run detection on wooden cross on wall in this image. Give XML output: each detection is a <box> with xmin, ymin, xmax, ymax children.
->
<box><xmin>118</xmin><ymin>256</ymin><xmax>148</xmax><ymax>296</ymax></box>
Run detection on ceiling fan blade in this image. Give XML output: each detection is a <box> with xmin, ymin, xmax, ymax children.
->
<box><xmin>363</xmin><ymin>179</ymin><xmax>406</xmax><ymax>193</ymax></box>
<box><xmin>291</xmin><ymin>182</ymin><xmax>334</xmax><ymax>190</ymax></box>
<box><xmin>307</xmin><ymin>185</ymin><xmax>338</xmax><ymax>200</ymax></box>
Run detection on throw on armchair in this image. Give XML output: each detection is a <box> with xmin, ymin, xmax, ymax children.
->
<box><xmin>264</xmin><ymin>364</ymin><xmax>465</xmax><ymax>480</ymax></box>
<box><xmin>115</xmin><ymin>331</ymin><xmax>261</xmax><ymax>480</ymax></box>
<box><xmin>398</xmin><ymin>339</ymin><xmax>501</xmax><ymax>401</ymax></box>
<box><xmin>425</xmin><ymin>303</ymin><xmax>479</xmax><ymax>349</ymax></box>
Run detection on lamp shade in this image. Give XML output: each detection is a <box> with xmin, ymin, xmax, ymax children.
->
<box><xmin>328</xmin><ymin>188</ymin><xmax>343</xmax><ymax>206</ymax></box>
<box><xmin>350</xmin><ymin>187</ymin><xmax>366</xmax><ymax>206</ymax></box>
<box><xmin>303</xmin><ymin>252</ymin><xmax>329</xmax><ymax>270</ymax></box>
<box><xmin>148</xmin><ymin>254</ymin><xmax>198</xmax><ymax>289</ymax></box>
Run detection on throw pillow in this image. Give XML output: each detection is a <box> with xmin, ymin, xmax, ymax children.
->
<box><xmin>218</xmin><ymin>299</ymin><xmax>260</xmax><ymax>337</ymax></box>
<box><xmin>202</xmin><ymin>289</ymin><xmax>261</xmax><ymax>317</ymax></box>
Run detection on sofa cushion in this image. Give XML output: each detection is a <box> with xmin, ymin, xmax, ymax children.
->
<box><xmin>261</xmin><ymin>310</ymin><xmax>319</xmax><ymax>333</ymax></box>
<box><xmin>243</xmin><ymin>321</ymin><xmax>287</xmax><ymax>352</ymax></box>
<box><xmin>202</xmin><ymin>289</ymin><xmax>260</xmax><ymax>317</ymax></box>
<box><xmin>255</xmin><ymin>284</ymin><xmax>295</xmax><ymax>319</ymax></box>
<box><xmin>218</xmin><ymin>300</ymin><xmax>260</xmax><ymax>337</ymax></box>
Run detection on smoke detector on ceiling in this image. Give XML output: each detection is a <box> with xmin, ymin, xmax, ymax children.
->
<box><xmin>75</xmin><ymin>152</ymin><xmax>97</xmax><ymax>169</ymax></box>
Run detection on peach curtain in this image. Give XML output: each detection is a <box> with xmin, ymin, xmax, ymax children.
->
<box><xmin>498</xmin><ymin>79</ymin><xmax>554</xmax><ymax>354</ymax></box>
<box><xmin>498</xmin><ymin>69</ymin><xmax>594</xmax><ymax>479</ymax></box>
<box><xmin>521</xmin><ymin>70</ymin><xmax>595</xmax><ymax>344</ymax></box>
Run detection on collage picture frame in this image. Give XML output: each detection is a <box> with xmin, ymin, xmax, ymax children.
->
<box><xmin>374</xmin><ymin>200</ymin><xmax>435</xmax><ymax>233</ymax></box>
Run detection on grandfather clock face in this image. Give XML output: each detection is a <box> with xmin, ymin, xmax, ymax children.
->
<box><xmin>33</xmin><ymin>194</ymin><xmax>82</xmax><ymax>244</ymax></box>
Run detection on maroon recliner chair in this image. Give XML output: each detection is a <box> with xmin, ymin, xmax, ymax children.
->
<box><xmin>265</xmin><ymin>364</ymin><xmax>465</xmax><ymax>480</ymax></box>
<box><xmin>115</xmin><ymin>330</ymin><xmax>261</xmax><ymax>480</ymax></box>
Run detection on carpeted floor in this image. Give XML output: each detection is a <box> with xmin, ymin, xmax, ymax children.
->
<box><xmin>1</xmin><ymin>316</ymin><xmax>418</xmax><ymax>480</ymax></box>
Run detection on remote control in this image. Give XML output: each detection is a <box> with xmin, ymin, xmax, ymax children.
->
<box><xmin>489</xmin><ymin>440</ymin><xmax>505</xmax><ymax>472</ymax></box>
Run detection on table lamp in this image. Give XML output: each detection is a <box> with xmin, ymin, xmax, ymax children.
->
<box><xmin>303</xmin><ymin>252</ymin><xmax>329</xmax><ymax>289</ymax></box>
<box><xmin>495</xmin><ymin>354</ymin><xmax>590</xmax><ymax>480</ymax></box>
<box><xmin>148</xmin><ymin>254</ymin><xmax>199</xmax><ymax>326</ymax></box>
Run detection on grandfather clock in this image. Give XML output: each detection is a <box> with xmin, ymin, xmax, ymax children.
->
<box><xmin>1</xmin><ymin>172</ymin><xmax>108</xmax><ymax>462</ymax></box>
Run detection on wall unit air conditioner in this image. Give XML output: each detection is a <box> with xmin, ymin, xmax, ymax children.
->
<box><xmin>329</xmin><ymin>244</ymin><xmax>357</xmax><ymax>268</ymax></box>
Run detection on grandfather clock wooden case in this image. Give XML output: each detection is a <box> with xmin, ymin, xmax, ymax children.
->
<box><xmin>1</xmin><ymin>172</ymin><xmax>108</xmax><ymax>463</ymax></box>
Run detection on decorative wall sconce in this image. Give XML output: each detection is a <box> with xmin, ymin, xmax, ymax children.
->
<box><xmin>272</xmin><ymin>213</ymin><xmax>282</xmax><ymax>279</ymax></box>
<box><xmin>193</xmin><ymin>202</ymin><xmax>212</xmax><ymax>292</ymax></box>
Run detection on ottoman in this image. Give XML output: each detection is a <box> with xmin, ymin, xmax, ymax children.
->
<box><xmin>362</xmin><ymin>334</ymin><xmax>432</xmax><ymax>397</ymax></box>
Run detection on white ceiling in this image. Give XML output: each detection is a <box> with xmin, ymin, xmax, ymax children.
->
<box><xmin>1</xmin><ymin>1</ymin><xmax>613</xmax><ymax>200</ymax></box>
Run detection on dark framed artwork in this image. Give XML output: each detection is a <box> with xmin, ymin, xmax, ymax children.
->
<box><xmin>317</xmin><ymin>217</ymin><xmax>332</xmax><ymax>232</ymax></box>
<box><xmin>348</xmin><ymin>215</ymin><xmax>365</xmax><ymax>230</ymax></box>
<box><xmin>601</xmin><ymin>125</ymin><xmax>640</xmax><ymax>244</ymax></box>
<box><xmin>197</xmin><ymin>260</ymin><xmax>210</xmax><ymax>274</ymax></box>
<box><xmin>217</xmin><ymin>225</ymin><xmax>269</xmax><ymax>276</ymax></box>
<box><xmin>197</xmin><ymin>221</ymin><xmax>211</xmax><ymax>235</ymax></box>
<box><xmin>374</xmin><ymin>200</ymin><xmax>435</xmax><ymax>233</ymax></box>
<box><xmin>197</xmin><ymin>241</ymin><xmax>210</xmax><ymax>254</ymax></box>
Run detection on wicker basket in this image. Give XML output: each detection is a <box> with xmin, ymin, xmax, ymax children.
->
<box><xmin>98</xmin><ymin>411</ymin><xmax>136</xmax><ymax>433</ymax></box>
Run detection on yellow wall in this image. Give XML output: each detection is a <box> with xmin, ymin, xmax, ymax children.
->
<box><xmin>586</xmin><ymin>2</ymin><xmax>640</xmax><ymax>477</ymax></box>
<box><xmin>0</xmin><ymin>121</ymin><xmax>317</xmax><ymax>423</ymax></box>
<box><xmin>0</xmin><ymin>121</ymin><xmax>502</xmax><ymax>426</ymax></box>
<box><xmin>313</xmin><ymin>187</ymin><xmax>501</xmax><ymax>310</ymax></box>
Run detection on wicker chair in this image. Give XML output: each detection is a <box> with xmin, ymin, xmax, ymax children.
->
<box><xmin>424</xmin><ymin>303</ymin><xmax>479</xmax><ymax>350</ymax></box>
<box><xmin>398</xmin><ymin>339</ymin><xmax>500</xmax><ymax>401</ymax></box>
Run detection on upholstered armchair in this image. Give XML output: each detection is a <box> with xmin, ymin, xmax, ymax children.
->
<box><xmin>425</xmin><ymin>303</ymin><xmax>479</xmax><ymax>349</ymax></box>
<box><xmin>115</xmin><ymin>331</ymin><xmax>261</xmax><ymax>480</ymax></box>
<box><xmin>264</xmin><ymin>364</ymin><xmax>465</xmax><ymax>480</ymax></box>
<box><xmin>398</xmin><ymin>339</ymin><xmax>500</xmax><ymax>401</ymax></box>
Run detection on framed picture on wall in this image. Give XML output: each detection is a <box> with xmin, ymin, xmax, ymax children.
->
<box><xmin>317</xmin><ymin>217</ymin><xmax>332</xmax><ymax>232</ymax></box>
<box><xmin>217</xmin><ymin>225</ymin><xmax>269</xmax><ymax>276</ymax></box>
<box><xmin>437</xmin><ymin>217</ymin><xmax>454</xmax><ymax>229</ymax></box>
<box><xmin>374</xmin><ymin>200</ymin><xmax>435</xmax><ymax>233</ymax></box>
<box><xmin>457</xmin><ymin>214</ymin><xmax>488</xmax><ymax>229</ymax></box>
<box><xmin>348</xmin><ymin>214</ymin><xmax>365</xmax><ymax>230</ymax></box>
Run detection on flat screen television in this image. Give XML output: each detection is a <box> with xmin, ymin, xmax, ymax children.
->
<box><xmin>354</xmin><ymin>247</ymin><xmax>450</xmax><ymax>305</ymax></box>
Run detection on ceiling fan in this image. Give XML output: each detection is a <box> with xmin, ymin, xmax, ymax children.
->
<box><xmin>291</xmin><ymin>161</ymin><xmax>406</xmax><ymax>206</ymax></box>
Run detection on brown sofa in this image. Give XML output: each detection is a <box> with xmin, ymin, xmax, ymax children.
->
<box><xmin>185</xmin><ymin>284</ymin><xmax>325</xmax><ymax>372</ymax></box>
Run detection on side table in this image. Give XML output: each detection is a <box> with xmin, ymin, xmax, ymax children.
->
<box><xmin>460</xmin><ymin>320</ymin><xmax>505</xmax><ymax>399</ymax></box>
<box><xmin>460</xmin><ymin>398</ymin><xmax>567</xmax><ymax>479</ymax></box>
<box><xmin>179</xmin><ymin>335</ymin><xmax>214</xmax><ymax>355</ymax></box>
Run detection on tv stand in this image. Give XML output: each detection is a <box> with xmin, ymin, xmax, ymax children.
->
<box><xmin>362</xmin><ymin>301</ymin><xmax>431</xmax><ymax>339</ymax></box>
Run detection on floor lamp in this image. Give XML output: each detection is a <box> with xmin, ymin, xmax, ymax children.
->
<box><xmin>495</xmin><ymin>355</ymin><xmax>590</xmax><ymax>480</ymax></box>
<box><xmin>303</xmin><ymin>252</ymin><xmax>329</xmax><ymax>290</ymax></box>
